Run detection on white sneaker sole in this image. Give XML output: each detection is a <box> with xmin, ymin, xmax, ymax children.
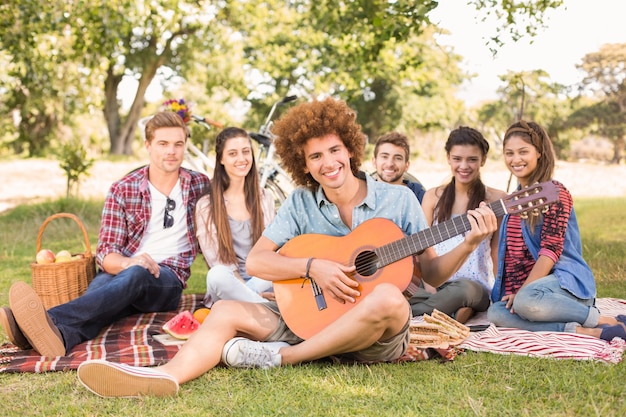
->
<box><xmin>77</xmin><ymin>360</ymin><xmax>179</xmax><ymax>398</ymax></box>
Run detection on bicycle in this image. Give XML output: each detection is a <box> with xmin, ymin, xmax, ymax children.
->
<box><xmin>248</xmin><ymin>95</ymin><xmax>298</xmax><ymax>207</ymax></box>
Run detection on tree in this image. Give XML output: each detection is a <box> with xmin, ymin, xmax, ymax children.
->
<box><xmin>467</xmin><ymin>0</ymin><xmax>565</xmax><ymax>55</ymax></box>
<box><xmin>1</xmin><ymin>0</ymin><xmax>566</xmax><ymax>157</ymax></box>
<box><xmin>68</xmin><ymin>0</ymin><xmax>221</xmax><ymax>155</ymax></box>
<box><xmin>476</xmin><ymin>70</ymin><xmax>574</xmax><ymax>158</ymax></box>
<box><xmin>575</xmin><ymin>43</ymin><xmax>626</xmax><ymax>163</ymax></box>
<box><xmin>0</xmin><ymin>2</ymin><xmax>100</xmax><ymax>156</ymax></box>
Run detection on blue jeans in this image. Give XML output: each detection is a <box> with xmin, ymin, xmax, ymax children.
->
<box><xmin>487</xmin><ymin>274</ymin><xmax>599</xmax><ymax>332</ymax></box>
<box><xmin>48</xmin><ymin>265</ymin><xmax>183</xmax><ymax>351</ymax></box>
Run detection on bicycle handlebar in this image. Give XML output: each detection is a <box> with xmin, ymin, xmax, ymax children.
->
<box><xmin>279</xmin><ymin>95</ymin><xmax>297</xmax><ymax>104</ymax></box>
<box><xmin>250</xmin><ymin>132</ymin><xmax>272</xmax><ymax>147</ymax></box>
<box><xmin>257</xmin><ymin>95</ymin><xmax>298</xmax><ymax>138</ymax></box>
<box><xmin>191</xmin><ymin>114</ymin><xmax>224</xmax><ymax>129</ymax></box>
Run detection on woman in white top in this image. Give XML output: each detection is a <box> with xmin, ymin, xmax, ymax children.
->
<box><xmin>409</xmin><ymin>126</ymin><xmax>506</xmax><ymax>322</ymax></box>
<box><xmin>195</xmin><ymin>127</ymin><xmax>275</xmax><ymax>307</ymax></box>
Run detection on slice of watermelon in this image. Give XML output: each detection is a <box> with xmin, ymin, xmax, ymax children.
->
<box><xmin>162</xmin><ymin>311</ymin><xmax>201</xmax><ymax>340</ymax></box>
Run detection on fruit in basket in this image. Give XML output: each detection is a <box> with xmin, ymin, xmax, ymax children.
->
<box><xmin>36</xmin><ymin>249</ymin><xmax>56</xmax><ymax>264</ymax></box>
<box><xmin>162</xmin><ymin>311</ymin><xmax>200</xmax><ymax>340</ymax></box>
<box><xmin>55</xmin><ymin>250</ymin><xmax>73</xmax><ymax>263</ymax></box>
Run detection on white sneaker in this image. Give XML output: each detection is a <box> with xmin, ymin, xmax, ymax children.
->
<box><xmin>221</xmin><ymin>337</ymin><xmax>289</xmax><ymax>369</ymax></box>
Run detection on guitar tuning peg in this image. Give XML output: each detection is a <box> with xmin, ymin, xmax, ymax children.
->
<box><xmin>532</xmin><ymin>208</ymin><xmax>541</xmax><ymax>217</ymax></box>
<box><xmin>520</xmin><ymin>211</ymin><xmax>529</xmax><ymax>220</ymax></box>
<box><xmin>541</xmin><ymin>206</ymin><xmax>549</xmax><ymax>214</ymax></box>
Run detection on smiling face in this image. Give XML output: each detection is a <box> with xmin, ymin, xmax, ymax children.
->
<box><xmin>503</xmin><ymin>135</ymin><xmax>541</xmax><ymax>187</ymax></box>
<box><xmin>145</xmin><ymin>126</ymin><xmax>187</xmax><ymax>174</ymax></box>
<box><xmin>373</xmin><ymin>143</ymin><xmax>409</xmax><ymax>185</ymax></box>
<box><xmin>220</xmin><ymin>135</ymin><xmax>253</xmax><ymax>180</ymax></box>
<box><xmin>303</xmin><ymin>133</ymin><xmax>354</xmax><ymax>192</ymax></box>
<box><xmin>447</xmin><ymin>144</ymin><xmax>485</xmax><ymax>186</ymax></box>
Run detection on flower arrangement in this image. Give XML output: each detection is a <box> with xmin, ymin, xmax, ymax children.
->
<box><xmin>160</xmin><ymin>98</ymin><xmax>192</xmax><ymax>124</ymax></box>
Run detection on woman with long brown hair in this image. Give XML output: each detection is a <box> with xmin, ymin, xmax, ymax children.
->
<box><xmin>488</xmin><ymin>120</ymin><xmax>624</xmax><ymax>340</ymax></box>
<box><xmin>409</xmin><ymin>126</ymin><xmax>506</xmax><ymax>323</ymax></box>
<box><xmin>195</xmin><ymin>127</ymin><xmax>275</xmax><ymax>307</ymax></box>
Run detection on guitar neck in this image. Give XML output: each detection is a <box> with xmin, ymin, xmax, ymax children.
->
<box><xmin>375</xmin><ymin>199</ymin><xmax>506</xmax><ymax>267</ymax></box>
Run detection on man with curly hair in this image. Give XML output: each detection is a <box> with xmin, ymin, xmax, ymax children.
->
<box><xmin>77</xmin><ymin>98</ymin><xmax>497</xmax><ymax>398</ymax></box>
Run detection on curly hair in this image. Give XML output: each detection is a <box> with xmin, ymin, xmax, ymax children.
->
<box><xmin>272</xmin><ymin>97</ymin><xmax>366</xmax><ymax>189</ymax></box>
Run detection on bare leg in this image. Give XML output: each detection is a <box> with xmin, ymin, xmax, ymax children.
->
<box><xmin>157</xmin><ymin>300</ymin><xmax>281</xmax><ymax>384</ymax></box>
<box><xmin>576</xmin><ymin>315</ymin><xmax>626</xmax><ymax>340</ymax></box>
<box><xmin>280</xmin><ymin>283</ymin><xmax>410</xmax><ymax>364</ymax></box>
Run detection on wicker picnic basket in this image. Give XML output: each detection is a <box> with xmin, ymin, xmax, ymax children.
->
<box><xmin>30</xmin><ymin>213</ymin><xmax>96</xmax><ymax>309</ymax></box>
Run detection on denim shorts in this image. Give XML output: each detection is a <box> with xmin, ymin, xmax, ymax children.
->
<box><xmin>261</xmin><ymin>301</ymin><xmax>411</xmax><ymax>363</ymax></box>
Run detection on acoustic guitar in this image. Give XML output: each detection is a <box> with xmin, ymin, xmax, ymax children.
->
<box><xmin>274</xmin><ymin>181</ymin><xmax>559</xmax><ymax>339</ymax></box>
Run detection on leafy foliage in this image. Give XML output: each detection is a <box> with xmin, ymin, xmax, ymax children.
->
<box><xmin>573</xmin><ymin>43</ymin><xmax>626</xmax><ymax>163</ymax></box>
<box><xmin>0</xmin><ymin>0</ymin><xmax>567</xmax><ymax>158</ymax></box>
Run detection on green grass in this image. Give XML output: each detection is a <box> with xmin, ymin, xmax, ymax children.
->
<box><xmin>0</xmin><ymin>197</ymin><xmax>624</xmax><ymax>416</ymax></box>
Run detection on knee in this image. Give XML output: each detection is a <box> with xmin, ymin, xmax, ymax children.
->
<box><xmin>209</xmin><ymin>299</ymin><xmax>240</xmax><ymax>317</ymax></box>
<box><xmin>511</xmin><ymin>289</ymin><xmax>542</xmax><ymax>318</ymax></box>
<box><xmin>206</xmin><ymin>265</ymin><xmax>233</xmax><ymax>288</ymax></box>
<box><xmin>448</xmin><ymin>279</ymin><xmax>482</xmax><ymax>296</ymax></box>
<box><xmin>117</xmin><ymin>266</ymin><xmax>153</xmax><ymax>286</ymax></box>
<box><xmin>363</xmin><ymin>284</ymin><xmax>407</xmax><ymax>319</ymax></box>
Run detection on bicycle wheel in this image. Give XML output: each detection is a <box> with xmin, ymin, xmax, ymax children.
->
<box><xmin>265</xmin><ymin>179</ymin><xmax>287</xmax><ymax>209</ymax></box>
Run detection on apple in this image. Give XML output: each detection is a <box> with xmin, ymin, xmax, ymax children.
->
<box><xmin>55</xmin><ymin>250</ymin><xmax>73</xmax><ymax>263</ymax></box>
<box><xmin>36</xmin><ymin>249</ymin><xmax>56</xmax><ymax>264</ymax></box>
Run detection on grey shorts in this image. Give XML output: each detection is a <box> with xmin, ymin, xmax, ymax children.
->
<box><xmin>261</xmin><ymin>302</ymin><xmax>411</xmax><ymax>363</ymax></box>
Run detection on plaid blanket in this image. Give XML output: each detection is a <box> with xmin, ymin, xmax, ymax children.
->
<box><xmin>2</xmin><ymin>296</ymin><xmax>624</xmax><ymax>372</ymax></box>
<box><xmin>0</xmin><ymin>294</ymin><xmax>204</xmax><ymax>373</ymax></box>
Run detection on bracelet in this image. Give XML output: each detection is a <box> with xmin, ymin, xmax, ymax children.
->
<box><xmin>304</xmin><ymin>257</ymin><xmax>315</xmax><ymax>279</ymax></box>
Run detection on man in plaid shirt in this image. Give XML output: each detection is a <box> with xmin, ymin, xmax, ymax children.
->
<box><xmin>1</xmin><ymin>111</ymin><xmax>210</xmax><ymax>357</ymax></box>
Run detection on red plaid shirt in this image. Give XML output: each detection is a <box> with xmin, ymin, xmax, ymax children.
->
<box><xmin>96</xmin><ymin>165</ymin><xmax>209</xmax><ymax>286</ymax></box>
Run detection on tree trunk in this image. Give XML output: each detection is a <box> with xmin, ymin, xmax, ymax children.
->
<box><xmin>103</xmin><ymin>66</ymin><xmax>124</xmax><ymax>154</ymax></box>
<box><xmin>611</xmin><ymin>136</ymin><xmax>624</xmax><ymax>164</ymax></box>
<box><xmin>103</xmin><ymin>56</ymin><xmax>164</xmax><ymax>155</ymax></box>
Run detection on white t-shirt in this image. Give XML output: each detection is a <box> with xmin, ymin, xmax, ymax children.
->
<box><xmin>134</xmin><ymin>180</ymin><xmax>191</xmax><ymax>262</ymax></box>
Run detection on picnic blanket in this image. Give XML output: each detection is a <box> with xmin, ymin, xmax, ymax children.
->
<box><xmin>1</xmin><ymin>296</ymin><xmax>625</xmax><ymax>372</ymax></box>
<box><xmin>0</xmin><ymin>294</ymin><xmax>204</xmax><ymax>373</ymax></box>
<box><xmin>458</xmin><ymin>297</ymin><xmax>626</xmax><ymax>364</ymax></box>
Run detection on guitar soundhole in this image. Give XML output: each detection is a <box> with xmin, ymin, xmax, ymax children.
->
<box><xmin>354</xmin><ymin>251</ymin><xmax>378</xmax><ymax>276</ymax></box>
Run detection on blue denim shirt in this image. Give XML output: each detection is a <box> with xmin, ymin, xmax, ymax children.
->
<box><xmin>264</xmin><ymin>173</ymin><xmax>427</xmax><ymax>247</ymax></box>
<box><xmin>491</xmin><ymin>190</ymin><xmax>596</xmax><ymax>302</ymax></box>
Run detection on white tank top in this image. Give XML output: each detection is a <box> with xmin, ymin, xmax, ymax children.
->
<box><xmin>433</xmin><ymin>216</ymin><xmax>494</xmax><ymax>291</ymax></box>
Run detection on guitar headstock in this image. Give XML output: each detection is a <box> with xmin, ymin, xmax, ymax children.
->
<box><xmin>502</xmin><ymin>181</ymin><xmax>560</xmax><ymax>219</ymax></box>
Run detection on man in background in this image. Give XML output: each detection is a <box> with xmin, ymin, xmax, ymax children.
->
<box><xmin>372</xmin><ymin>131</ymin><xmax>426</xmax><ymax>203</ymax></box>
